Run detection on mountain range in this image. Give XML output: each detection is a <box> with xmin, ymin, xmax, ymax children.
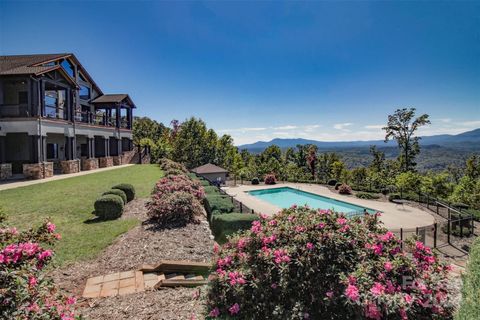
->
<box><xmin>239</xmin><ymin>128</ymin><xmax>480</xmax><ymax>152</ymax></box>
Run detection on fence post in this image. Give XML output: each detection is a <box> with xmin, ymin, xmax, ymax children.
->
<box><xmin>400</xmin><ymin>228</ymin><xmax>403</xmax><ymax>249</ymax></box>
<box><xmin>447</xmin><ymin>220</ymin><xmax>451</xmax><ymax>245</ymax></box>
<box><xmin>434</xmin><ymin>223</ymin><xmax>437</xmax><ymax>248</ymax></box>
<box><xmin>460</xmin><ymin>218</ymin><xmax>463</xmax><ymax>238</ymax></box>
<box><xmin>416</xmin><ymin>227</ymin><xmax>419</xmax><ymax>236</ymax></box>
<box><xmin>251</xmin><ymin>209</ymin><xmax>254</xmax><ymax>214</ymax></box>
<box><xmin>240</xmin><ymin>202</ymin><xmax>243</xmax><ymax>213</ymax></box>
<box><xmin>426</xmin><ymin>194</ymin><xmax>429</xmax><ymax>210</ymax></box>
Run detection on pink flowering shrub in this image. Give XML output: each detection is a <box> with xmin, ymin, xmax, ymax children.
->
<box><xmin>338</xmin><ymin>183</ymin><xmax>353</xmax><ymax>195</ymax></box>
<box><xmin>264</xmin><ymin>174</ymin><xmax>276</xmax><ymax>185</ymax></box>
<box><xmin>152</xmin><ymin>175</ymin><xmax>205</xmax><ymax>200</ymax></box>
<box><xmin>206</xmin><ymin>206</ymin><xmax>453</xmax><ymax>319</ymax></box>
<box><xmin>147</xmin><ymin>191</ymin><xmax>204</xmax><ymax>227</ymax></box>
<box><xmin>0</xmin><ymin>218</ymin><xmax>80</xmax><ymax>319</ymax></box>
<box><xmin>158</xmin><ymin>158</ymin><xmax>188</xmax><ymax>173</ymax></box>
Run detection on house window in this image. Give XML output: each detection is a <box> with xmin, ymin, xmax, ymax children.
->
<box><xmin>44</xmin><ymin>90</ymin><xmax>66</xmax><ymax>119</ymax></box>
<box><xmin>46</xmin><ymin>143</ymin><xmax>58</xmax><ymax>159</ymax></box>
<box><xmin>79</xmin><ymin>85</ymin><xmax>90</xmax><ymax>100</ymax></box>
<box><xmin>61</xmin><ymin>59</ymin><xmax>75</xmax><ymax>78</ymax></box>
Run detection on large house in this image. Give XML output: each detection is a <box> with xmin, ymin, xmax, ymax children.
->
<box><xmin>0</xmin><ymin>53</ymin><xmax>136</xmax><ymax>179</ymax></box>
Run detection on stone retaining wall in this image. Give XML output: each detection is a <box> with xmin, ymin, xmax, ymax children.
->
<box><xmin>99</xmin><ymin>157</ymin><xmax>114</xmax><ymax>168</ymax></box>
<box><xmin>0</xmin><ymin>163</ymin><xmax>12</xmax><ymax>180</ymax></box>
<box><xmin>60</xmin><ymin>159</ymin><xmax>80</xmax><ymax>174</ymax></box>
<box><xmin>113</xmin><ymin>156</ymin><xmax>123</xmax><ymax>166</ymax></box>
<box><xmin>82</xmin><ymin>158</ymin><xmax>99</xmax><ymax>171</ymax></box>
<box><xmin>23</xmin><ymin>162</ymin><xmax>54</xmax><ymax>180</ymax></box>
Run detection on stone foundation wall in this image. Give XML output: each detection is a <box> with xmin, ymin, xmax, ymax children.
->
<box><xmin>98</xmin><ymin>157</ymin><xmax>114</xmax><ymax>168</ymax></box>
<box><xmin>81</xmin><ymin>158</ymin><xmax>99</xmax><ymax>171</ymax></box>
<box><xmin>60</xmin><ymin>159</ymin><xmax>80</xmax><ymax>174</ymax></box>
<box><xmin>112</xmin><ymin>156</ymin><xmax>123</xmax><ymax>166</ymax></box>
<box><xmin>0</xmin><ymin>163</ymin><xmax>12</xmax><ymax>180</ymax></box>
<box><xmin>23</xmin><ymin>162</ymin><xmax>54</xmax><ymax>180</ymax></box>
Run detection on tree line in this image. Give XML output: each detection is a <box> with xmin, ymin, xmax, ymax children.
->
<box><xmin>133</xmin><ymin>108</ymin><xmax>479</xmax><ymax>210</ymax></box>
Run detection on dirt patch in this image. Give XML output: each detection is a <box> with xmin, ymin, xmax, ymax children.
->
<box><xmin>51</xmin><ymin>198</ymin><xmax>214</xmax><ymax>320</ymax></box>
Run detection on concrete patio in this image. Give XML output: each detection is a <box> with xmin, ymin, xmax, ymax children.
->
<box><xmin>223</xmin><ymin>183</ymin><xmax>435</xmax><ymax>230</ymax></box>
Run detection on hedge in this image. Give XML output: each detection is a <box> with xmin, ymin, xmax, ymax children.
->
<box><xmin>204</xmin><ymin>185</ymin><xmax>220</xmax><ymax>195</ymax></box>
<box><xmin>199</xmin><ymin>179</ymin><xmax>211</xmax><ymax>187</ymax></box>
<box><xmin>94</xmin><ymin>194</ymin><xmax>124</xmax><ymax>220</ymax></box>
<box><xmin>211</xmin><ymin>213</ymin><xmax>259</xmax><ymax>243</ymax></box>
<box><xmin>204</xmin><ymin>194</ymin><xmax>235</xmax><ymax>219</ymax></box>
<box><xmin>112</xmin><ymin>183</ymin><xmax>135</xmax><ymax>202</ymax></box>
<box><xmin>355</xmin><ymin>192</ymin><xmax>380</xmax><ymax>200</ymax></box>
<box><xmin>102</xmin><ymin>189</ymin><xmax>127</xmax><ymax>204</ymax></box>
<box><xmin>456</xmin><ymin>237</ymin><xmax>480</xmax><ymax>319</ymax></box>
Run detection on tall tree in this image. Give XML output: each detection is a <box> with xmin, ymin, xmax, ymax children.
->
<box><xmin>383</xmin><ymin>108</ymin><xmax>430</xmax><ymax>172</ymax></box>
<box><xmin>306</xmin><ymin>145</ymin><xmax>318</xmax><ymax>179</ymax></box>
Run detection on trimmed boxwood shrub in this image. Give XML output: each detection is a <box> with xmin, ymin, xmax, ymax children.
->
<box><xmin>94</xmin><ymin>194</ymin><xmax>124</xmax><ymax>220</ymax></box>
<box><xmin>355</xmin><ymin>192</ymin><xmax>380</xmax><ymax>200</ymax></box>
<box><xmin>211</xmin><ymin>213</ymin><xmax>260</xmax><ymax>243</ymax></box>
<box><xmin>200</xmin><ymin>179</ymin><xmax>211</xmax><ymax>187</ymax></box>
<box><xmin>112</xmin><ymin>183</ymin><xmax>135</xmax><ymax>202</ymax></box>
<box><xmin>251</xmin><ymin>178</ymin><xmax>260</xmax><ymax>185</ymax></box>
<box><xmin>102</xmin><ymin>189</ymin><xmax>127</xmax><ymax>204</ymax></box>
<box><xmin>204</xmin><ymin>185</ymin><xmax>220</xmax><ymax>195</ymax></box>
<box><xmin>335</xmin><ymin>182</ymin><xmax>343</xmax><ymax>190</ymax></box>
<box><xmin>205</xmin><ymin>194</ymin><xmax>235</xmax><ymax>219</ymax></box>
<box><xmin>187</xmin><ymin>172</ymin><xmax>198</xmax><ymax>179</ymax></box>
<box><xmin>327</xmin><ymin>179</ymin><xmax>337</xmax><ymax>186</ymax></box>
<box><xmin>338</xmin><ymin>184</ymin><xmax>352</xmax><ymax>195</ymax></box>
<box><xmin>206</xmin><ymin>206</ymin><xmax>454</xmax><ymax>319</ymax></box>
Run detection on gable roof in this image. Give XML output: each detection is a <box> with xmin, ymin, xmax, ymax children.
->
<box><xmin>91</xmin><ymin>94</ymin><xmax>136</xmax><ymax>108</ymax></box>
<box><xmin>0</xmin><ymin>53</ymin><xmax>103</xmax><ymax>95</ymax></box>
<box><xmin>192</xmin><ymin>163</ymin><xmax>228</xmax><ymax>174</ymax></box>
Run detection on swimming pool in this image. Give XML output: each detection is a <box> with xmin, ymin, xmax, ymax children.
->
<box><xmin>248</xmin><ymin>187</ymin><xmax>377</xmax><ymax>217</ymax></box>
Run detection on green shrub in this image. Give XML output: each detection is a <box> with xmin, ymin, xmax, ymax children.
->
<box><xmin>388</xmin><ymin>193</ymin><xmax>401</xmax><ymax>202</ymax></box>
<box><xmin>465</xmin><ymin>209</ymin><xmax>480</xmax><ymax>221</ymax></box>
<box><xmin>335</xmin><ymin>182</ymin><xmax>342</xmax><ymax>190</ymax></box>
<box><xmin>355</xmin><ymin>192</ymin><xmax>380</xmax><ymax>200</ymax></box>
<box><xmin>453</xmin><ymin>202</ymin><xmax>470</xmax><ymax>210</ymax></box>
<box><xmin>102</xmin><ymin>189</ymin><xmax>127</xmax><ymax>204</ymax></box>
<box><xmin>211</xmin><ymin>213</ymin><xmax>259</xmax><ymax>243</ymax></box>
<box><xmin>112</xmin><ymin>183</ymin><xmax>135</xmax><ymax>202</ymax></box>
<box><xmin>456</xmin><ymin>237</ymin><xmax>480</xmax><ymax>319</ymax></box>
<box><xmin>327</xmin><ymin>179</ymin><xmax>337</xmax><ymax>186</ymax></box>
<box><xmin>94</xmin><ymin>194</ymin><xmax>124</xmax><ymax>220</ymax></box>
<box><xmin>251</xmin><ymin>177</ymin><xmax>260</xmax><ymax>185</ymax></box>
<box><xmin>164</xmin><ymin>168</ymin><xmax>186</xmax><ymax>177</ymax></box>
<box><xmin>204</xmin><ymin>194</ymin><xmax>235</xmax><ymax>219</ymax></box>
<box><xmin>200</xmin><ymin>179</ymin><xmax>211</xmax><ymax>187</ymax></box>
<box><xmin>204</xmin><ymin>185</ymin><xmax>220</xmax><ymax>195</ymax></box>
<box><xmin>187</xmin><ymin>172</ymin><xmax>198</xmax><ymax>179</ymax></box>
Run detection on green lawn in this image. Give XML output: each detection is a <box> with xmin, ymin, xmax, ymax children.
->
<box><xmin>0</xmin><ymin>164</ymin><xmax>163</xmax><ymax>265</ymax></box>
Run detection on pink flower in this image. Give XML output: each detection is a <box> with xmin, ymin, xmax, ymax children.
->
<box><xmin>66</xmin><ymin>296</ymin><xmax>77</xmax><ymax>305</ymax></box>
<box><xmin>46</xmin><ymin>222</ymin><xmax>56</xmax><ymax>233</ymax></box>
<box><xmin>404</xmin><ymin>294</ymin><xmax>413</xmax><ymax>304</ymax></box>
<box><xmin>268</xmin><ymin>220</ymin><xmax>277</xmax><ymax>226</ymax></box>
<box><xmin>262</xmin><ymin>235</ymin><xmax>276</xmax><ymax>246</ymax></box>
<box><xmin>28</xmin><ymin>276</ymin><xmax>37</xmax><ymax>287</ymax></box>
<box><xmin>365</xmin><ymin>303</ymin><xmax>382</xmax><ymax>320</ymax></box>
<box><xmin>373</xmin><ymin>243</ymin><xmax>383</xmax><ymax>255</ymax></box>
<box><xmin>260</xmin><ymin>213</ymin><xmax>269</xmax><ymax>220</ymax></box>
<box><xmin>306</xmin><ymin>242</ymin><xmax>314</xmax><ymax>250</ymax></box>
<box><xmin>27</xmin><ymin>302</ymin><xmax>40</xmax><ymax>313</ymax></box>
<box><xmin>370</xmin><ymin>282</ymin><xmax>385</xmax><ymax>296</ymax></box>
<box><xmin>337</xmin><ymin>217</ymin><xmax>348</xmax><ymax>225</ymax></box>
<box><xmin>384</xmin><ymin>261</ymin><xmax>393</xmax><ymax>272</ymax></box>
<box><xmin>273</xmin><ymin>249</ymin><xmax>290</xmax><ymax>264</ymax></box>
<box><xmin>209</xmin><ymin>308</ymin><xmax>220</xmax><ymax>317</ymax></box>
<box><xmin>380</xmin><ymin>231</ymin><xmax>394</xmax><ymax>242</ymax></box>
<box><xmin>229</xmin><ymin>303</ymin><xmax>240</xmax><ymax>315</ymax></box>
<box><xmin>316</xmin><ymin>222</ymin><xmax>326</xmax><ymax>229</ymax></box>
<box><xmin>55</xmin><ymin>233</ymin><xmax>62</xmax><ymax>240</ymax></box>
<box><xmin>251</xmin><ymin>220</ymin><xmax>262</xmax><ymax>233</ymax></box>
<box><xmin>271</xmin><ymin>283</ymin><xmax>278</xmax><ymax>289</ymax></box>
<box><xmin>326</xmin><ymin>291</ymin><xmax>334</xmax><ymax>299</ymax></box>
<box><xmin>345</xmin><ymin>284</ymin><xmax>359</xmax><ymax>301</ymax></box>
<box><xmin>295</xmin><ymin>226</ymin><xmax>306</xmax><ymax>232</ymax></box>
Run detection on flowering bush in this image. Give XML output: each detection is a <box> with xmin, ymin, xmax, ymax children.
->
<box><xmin>0</xmin><ymin>218</ymin><xmax>80</xmax><ymax>319</ymax></box>
<box><xmin>152</xmin><ymin>175</ymin><xmax>205</xmax><ymax>200</ymax></box>
<box><xmin>206</xmin><ymin>206</ymin><xmax>453</xmax><ymax>319</ymax></box>
<box><xmin>338</xmin><ymin>184</ymin><xmax>353</xmax><ymax>195</ymax></box>
<box><xmin>158</xmin><ymin>158</ymin><xmax>188</xmax><ymax>173</ymax></box>
<box><xmin>147</xmin><ymin>191</ymin><xmax>204</xmax><ymax>227</ymax></box>
<box><xmin>264</xmin><ymin>174</ymin><xmax>276</xmax><ymax>185</ymax></box>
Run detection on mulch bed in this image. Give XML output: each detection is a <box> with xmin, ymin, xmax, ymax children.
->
<box><xmin>51</xmin><ymin>198</ymin><xmax>214</xmax><ymax>320</ymax></box>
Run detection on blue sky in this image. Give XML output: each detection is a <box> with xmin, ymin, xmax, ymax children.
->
<box><xmin>1</xmin><ymin>1</ymin><xmax>479</xmax><ymax>145</ymax></box>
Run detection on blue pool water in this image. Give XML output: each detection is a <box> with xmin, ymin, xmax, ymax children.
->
<box><xmin>248</xmin><ymin>187</ymin><xmax>377</xmax><ymax>217</ymax></box>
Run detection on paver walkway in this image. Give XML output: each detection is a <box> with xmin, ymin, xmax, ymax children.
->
<box><xmin>0</xmin><ymin>164</ymin><xmax>134</xmax><ymax>191</ymax></box>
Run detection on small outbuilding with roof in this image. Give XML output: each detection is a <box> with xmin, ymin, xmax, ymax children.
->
<box><xmin>192</xmin><ymin>163</ymin><xmax>228</xmax><ymax>184</ymax></box>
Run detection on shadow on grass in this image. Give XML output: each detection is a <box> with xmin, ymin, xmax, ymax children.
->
<box><xmin>83</xmin><ymin>212</ymin><xmax>107</xmax><ymax>224</ymax></box>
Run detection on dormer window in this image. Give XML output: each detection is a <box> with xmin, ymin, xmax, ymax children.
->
<box><xmin>61</xmin><ymin>59</ymin><xmax>75</xmax><ymax>78</ymax></box>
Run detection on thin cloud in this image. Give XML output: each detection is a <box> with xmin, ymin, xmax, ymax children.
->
<box><xmin>273</xmin><ymin>125</ymin><xmax>297</xmax><ymax>130</ymax></box>
<box><xmin>333</xmin><ymin>123</ymin><xmax>353</xmax><ymax>130</ymax></box>
<box><xmin>460</xmin><ymin>120</ymin><xmax>480</xmax><ymax>127</ymax></box>
<box><xmin>365</xmin><ymin>124</ymin><xmax>384</xmax><ymax>130</ymax></box>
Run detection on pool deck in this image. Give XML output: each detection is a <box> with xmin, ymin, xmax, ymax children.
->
<box><xmin>222</xmin><ymin>183</ymin><xmax>435</xmax><ymax>230</ymax></box>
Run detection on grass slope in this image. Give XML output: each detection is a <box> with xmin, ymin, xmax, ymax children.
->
<box><xmin>456</xmin><ymin>237</ymin><xmax>480</xmax><ymax>319</ymax></box>
<box><xmin>0</xmin><ymin>164</ymin><xmax>162</xmax><ymax>265</ymax></box>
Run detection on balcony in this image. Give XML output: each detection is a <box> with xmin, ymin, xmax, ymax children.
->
<box><xmin>0</xmin><ymin>104</ymin><xmax>30</xmax><ymax>118</ymax></box>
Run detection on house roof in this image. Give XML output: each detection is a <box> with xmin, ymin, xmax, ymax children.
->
<box><xmin>192</xmin><ymin>163</ymin><xmax>228</xmax><ymax>174</ymax></box>
<box><xmin>0</xmin><ymin>53</ymin><xmax>103</xmax><ymax>95</ymax></box>
<box><xmin>91</xmin><ymin>94</ymin><xmax>136</xmax><ymax>108</ymax></box>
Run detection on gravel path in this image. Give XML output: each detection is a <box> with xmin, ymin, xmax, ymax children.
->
<box><xmin>51</xmin><ymin>198</ymin><xmax>214</xmax><ymax>320</ymax></box>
